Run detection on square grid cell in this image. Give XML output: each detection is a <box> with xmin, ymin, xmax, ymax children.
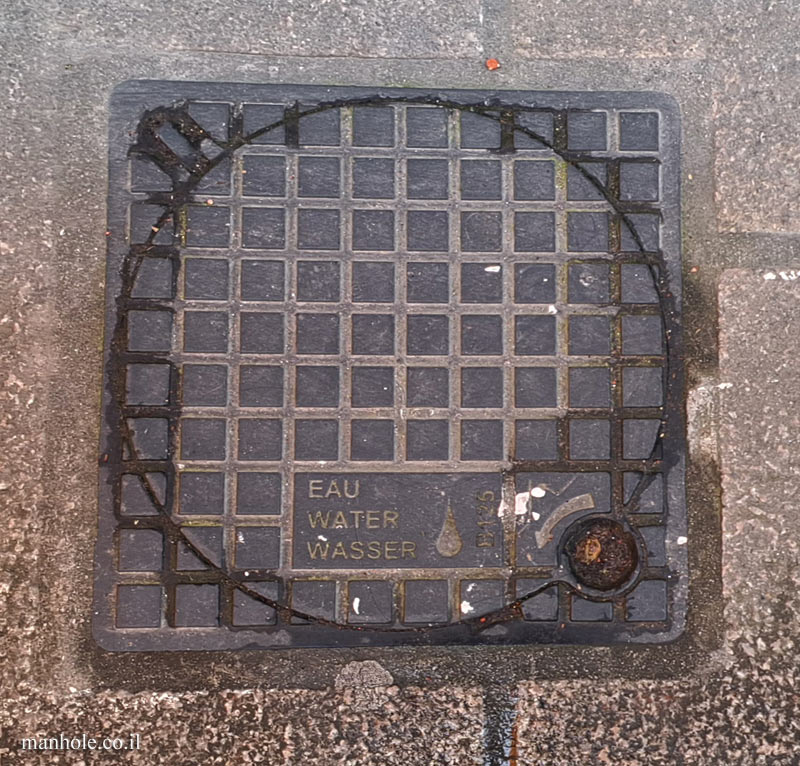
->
<box><xmin>99</xmin><ymin>83</ymin><xmax>682</xmax><ymax>650</ymax></box>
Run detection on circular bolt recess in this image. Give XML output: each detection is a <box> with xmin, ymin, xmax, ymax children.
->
<box><xmin>564</xmin><ymin>517</ymin><xmax>638</xmax><ymax>591</ymax></box>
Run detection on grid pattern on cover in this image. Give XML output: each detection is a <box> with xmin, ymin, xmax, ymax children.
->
<box><xmin>109</xmin><ymin>92</ymin><xmax>674</xmax><ymax>641</ymax></box>
<box><xmin>144</xmin><ymin>105</ymin><xmax>665</xmax><ymax>469</ymax></box>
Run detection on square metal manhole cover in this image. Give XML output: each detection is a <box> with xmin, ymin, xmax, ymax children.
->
<box><xmin>94</xmin><ymin>82</ymin><xmax>686</xmax><ymax>650</ymax></box>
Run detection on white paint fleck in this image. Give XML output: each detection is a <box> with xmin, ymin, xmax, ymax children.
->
<box><xmin>764</xmin><ymin>272</ymin><xmax>777</xmax><ymax>280</ymax></box>
<box><xmin>237</xmin><ymin>531</ymin><xmax>245</xmax><ymax>543</ymax></box>
<box><xmin>317</xmin><ymin>535</ymin><xmax>328</xmax><ymax>541</ymax></box>
<box><xmin>461</xmin><ymin>600</ymin><xmax>474</xmax><ymax>614</ymax></box>
<box><xmin>677</xmin><ymin>536</ymin><xmax>688</xmax><ymax>545</ymax></box>
<box><xmin>352</xmin><ymin>597</ymin><xmax>361</xmax><ymax>615</ymax></box>
<box><xmin>531</xmin><ymin>486</ymin><xmax>547</xmax><ymax>498</ymax></box>
<box><xmin>779</xmin><ymin>270</ymin><xmax>800</xmax><ymax>281</ymax></box>
<box><xmin>485</xmin><ymin>265</ymin><xmax>501</xmax><ymax>273</ymax></box>
<box><xmin>547</xmin><ymin>304</ymin><xmax>557</xmax><ymax>314</ymax></box>
<box><xmin>695</xmin><ymin>382</ymin><xmax>735</xmax><ymax>392</ymax></box>
<box><xmin>513</xmin><ymin>490</ymin><xmax>541</xmax><ymax>520</ymax></box>
<box><xmin>514</xmin><ymin>491</ymin><xmax>531</xmax><ymax>515</ymax></box>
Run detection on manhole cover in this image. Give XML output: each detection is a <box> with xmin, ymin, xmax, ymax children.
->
<box><xmin>94</xmin><ymin>82</ymin><xmax>686</xmax><ymax>650</ymax></box>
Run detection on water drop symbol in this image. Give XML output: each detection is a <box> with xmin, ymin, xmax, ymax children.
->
<box><xmin>436</xmin><ymin>502</ymin><xmax>463</xmax><ymax>558</ymax></box>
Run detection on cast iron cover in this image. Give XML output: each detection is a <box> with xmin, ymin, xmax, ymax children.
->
<box><xmin>94</xmin><ymin>82</ymin><xmax>686</xmax><ymax>650</ymax></box>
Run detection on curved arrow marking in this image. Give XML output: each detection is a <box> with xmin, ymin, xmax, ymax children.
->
<box><xmin>534</xmin><ymin>493</ymin><xmax>596</xmax><ymax>548</ymax></box>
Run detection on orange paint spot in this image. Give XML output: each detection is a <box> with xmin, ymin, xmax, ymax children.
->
<box><xmin>486</xmin><ymin>58</ymin><xmax>501</xmax><ymax>71</ymax></box>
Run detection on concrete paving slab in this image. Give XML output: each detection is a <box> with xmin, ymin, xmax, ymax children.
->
<box><xmin>516</xmin><ymin>674</ymin><xmax>800</xmax><ymax>765</ymax></box>
<box><xmin>718</xmin><ymin>270</ymin><xmax>800</xmax><ymax>646</ymax></box>
<box><xmin>713</xmin><ymin>67</ymin><xmax>800</xmax><ymax>233</ymax></box>
<box><xmin>4</xmin><ymin>0</ymin><xmax>485</xmax><ymax>60</ymax></box>
<box><xmin>705</xmin><ymin>0</ymin><xmax>800</xmax><ymax>70</ymax></box>
<box><xmin>510</xmin><ymin>0</ymin><xmax>710</xmax><ymax>59</ymax></box>
<box><xmin>0</xmin><ymin>685</ymin><xmax>484</xmax><ymax>765</ymax></box>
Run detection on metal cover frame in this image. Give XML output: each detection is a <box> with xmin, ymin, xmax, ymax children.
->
<box><xmin>94</xmin><ymin>81</ymin><xmax>685</xmax><ymax>650</ymax></box>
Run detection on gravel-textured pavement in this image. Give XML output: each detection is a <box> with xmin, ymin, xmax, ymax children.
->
<box><xmin>2</xmin><ymin>1</ymin><xmax>800</xmax><ymax>763</ymax></box>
